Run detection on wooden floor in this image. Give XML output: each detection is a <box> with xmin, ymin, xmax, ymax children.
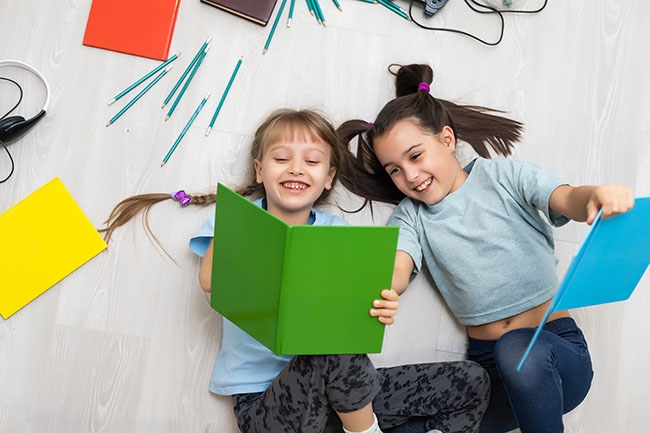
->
<box><xmin>2</xmin><ymin>1</ymin><xmax>649</xmax><ymax>432</ymax></box>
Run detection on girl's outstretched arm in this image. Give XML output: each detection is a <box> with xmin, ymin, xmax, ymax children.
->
<box><xmin>199</xmin><ymin>239</ymin><xmax>214</xmax><ymax>292</ymax></box>
<box><xmin>550</xmin><ymin>184</ymin><xmax>634</xmax><ymax>225</ymax></box>
<box><xmin>391</xmin><ymin>251</ymin><xmax>414</xmax><ymax>295</ymax></box>
<box><xmin>370</xmin><ymin>251</ymin><xmax>414</xmax><ymax>324</ymax></box>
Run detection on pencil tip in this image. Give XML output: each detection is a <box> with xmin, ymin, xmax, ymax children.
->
<box><xmin>263</xmin><ymin>49</ymin><xmax>267</xmax><ymax>54</ymax></box>
<box><xmin>338</xmin><ymin>7</ymin><xmax>343</xmax><ymax>11</ymax></box>
<box><xmin>107</xmin><ymin>99</ymin><xmax>115</xmax><ymax>106</ymax></box>
<box><xmin>165</xmin><ymin>116</ymin><xmax>170</xmax><ymax>121</ymax></box>
<box><xmin>161</xmin><ymin>103</ymin><xmax>166</xmax><ymax>109</ymax></box>
<box><xmin>106</xmin><ymin>122</ymin><xmax>111</xmax><ymax>127</ymax></box>
<box><xmin>160</xmin><ymin>162</ymin><xmax>165</xmax><ymax>167</ymax></box>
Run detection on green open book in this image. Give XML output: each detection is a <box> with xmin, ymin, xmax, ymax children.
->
<box><xmin>211</xmin><ymin>184</ymin><xmax>398</xmax><ymax>355</ymax></box>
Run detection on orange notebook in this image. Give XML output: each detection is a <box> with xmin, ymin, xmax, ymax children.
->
<box><xmin>83</xmin><ymin>0</ymin><xmax>181</xmax><ymax>60</ymax></box>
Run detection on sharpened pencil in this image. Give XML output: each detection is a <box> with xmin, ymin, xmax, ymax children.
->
<box><xmin>206</xmin><ymin>57</ymin><xmax>243</xmax><ymax>136</ymax></box>
<box><xmin>106</xmin><ymin>65</ymin><xmax>173</xmax><ymax>126</ymax></box>
<box><xmin>165</xmin><ymin>44</ymin><xmax>209</xmax><ymax>120</ymax></box>
<box><xmin>313</xmin><ymin>0</ymin><xmax>325</xmax><ymax>25</ymax></box>
<box><xmin>332</xmin><ymin>0</ymin><xmax>342</xmax><ymax>11</ymax></box>
<box><xmin>161</xmin><ymin>93</ymin><xmax>210</xmax><ymax>166</ymax></box>
<box><xmin>263</xmin><ymin>0</ymin><xmax>288</xmax><ymax>54</ymax></box>
<box><xmin>108</xmin><ymin>53</ymin><xmax>179</xmax><ymax>106</ymax></box>
<box><xmin>162</xmin><ymin>37</ymin><xmax>211</xmax><ymax>108</ymax></box>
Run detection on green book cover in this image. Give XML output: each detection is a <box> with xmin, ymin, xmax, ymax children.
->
<box><xmin>211</xmin><ymin>183</ymin><xmax>398</xmax><ymax>355</ymax></box>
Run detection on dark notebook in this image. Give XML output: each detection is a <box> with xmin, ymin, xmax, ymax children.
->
<box><xmin>200</xmin><ymin>0</ymin><xmax>278</xmax><ymax>26</ymax></box>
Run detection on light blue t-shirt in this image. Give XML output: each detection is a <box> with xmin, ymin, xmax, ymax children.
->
<box><xmin>389</xmin><ymin>157</ymin><xmax>570</xmax><ymax>326</ymax></box>
<box><xmin>189</xmin><ymin>197</ymin><xmax>347</xmax><ymax>395</ymax></box>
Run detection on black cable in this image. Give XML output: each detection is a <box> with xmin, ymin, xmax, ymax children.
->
<box><xmin>1</xmin><ymin>76</ymin><xmax>23</xmax><ymax>118</ymax></box>
<box><xmin>408</xmin><ymin>0</ymin><xmax>548</xmax><ymax>46</ymax></box>
<box><xmin>0</xmin><ymin>138</ymin><xmax>15</xmax><ymax>183</ymax></box>
<box><xmin>0</xmin><ymin>76</ymin><xmax>23</xmax><ymax>183</ymax></box>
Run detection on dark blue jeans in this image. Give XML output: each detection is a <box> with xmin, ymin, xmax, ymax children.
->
<box><xmin>466</xmin><ymin>317</ymin><xmax>593</xmax><ymax>433</ymax></box>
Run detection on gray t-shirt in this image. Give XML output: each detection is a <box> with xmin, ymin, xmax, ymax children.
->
<box><xmin>389</xmin><ymin>157</ymin><xmax>570</xmax><ymax>326</ymax></box>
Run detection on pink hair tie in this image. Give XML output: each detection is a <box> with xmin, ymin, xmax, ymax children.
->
<box><xmin>171</xmin><ymin>190</ymin><xmax>192</xmax><ymax>206</ymax></box>
<box><xmin>367</xmin><ymin>122</ymin><xmax>373</xmax><ymax>129</ymax></box>
<box><xmin>418</xmin><ymin>82</ymin><xmax>430</xmax><ymax>93</ymax></box>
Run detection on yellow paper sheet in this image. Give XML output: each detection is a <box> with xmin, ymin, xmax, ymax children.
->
<box><xmin>0</xmin><ymin>177</ymin><xmax>107</xmax><ymax>319</ymax></box>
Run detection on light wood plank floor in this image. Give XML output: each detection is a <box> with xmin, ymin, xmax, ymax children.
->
<box><xmin>1</xmin><ymin>1</ymin><xmax>649</xmax><ymax>432</ymax></box>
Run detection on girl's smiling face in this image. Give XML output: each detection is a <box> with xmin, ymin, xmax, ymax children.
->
<box><xmin>255</xmin><ymin>133</ymin><xmax>336</xmax><ymax>225</ymax></box>
<box><xmin>373</xmin><ymin>118</ymin><xmax>467</xmax><ymax>205</ymax></box>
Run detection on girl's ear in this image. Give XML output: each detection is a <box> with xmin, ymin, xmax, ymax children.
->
<box><xmin>440</xmin><ymin>125</ymin><xmax>456</xmax><ymax>152</ymax></box>
<box><xmin>254</xmin><ymin>159</ymin><xmax>263</xmax><ymax>184</ymax></box>
<box><xmin>325</xmin><ymin>166</ymin><xmax>337</xmax><ymax>190</ymax></box>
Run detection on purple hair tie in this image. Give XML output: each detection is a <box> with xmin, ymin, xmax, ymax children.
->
<box><xmin>418</xmin><ymin>82</ymin><xmax>430</xmax><ymax>93</ymax></box>
<box><xmin>171</xmin><ymin>190</ymin><xmax>192</xmax><ymax>206</ymax></box>
<box><xmin>367</xmin><ymin>122</ymin><xmax>373</xmax><ymax>129</ymax></box>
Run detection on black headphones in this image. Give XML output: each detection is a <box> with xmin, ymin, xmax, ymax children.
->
<box><xmin>0</xmin><ymin>60</ymin><xmax>50</xmax><ymax>143</ymax></box>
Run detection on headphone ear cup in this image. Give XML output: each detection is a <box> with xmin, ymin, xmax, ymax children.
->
<box><xmin>0</xmin><ymin>115</ymin><xmax>26</xmax><ymax>130</ymax></box>
<box><xmin>0</xmin><ymin>116</ymin><xmax>25</xmax><ymax>142</ymax></box>
<box><xmin>0</xmin><ymin>111</ymin><xmax>44</xmax><ymax>143</ymax></box>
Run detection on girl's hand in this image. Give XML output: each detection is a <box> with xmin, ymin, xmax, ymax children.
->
<box><xmin>370</xmin><ymin>289</ymin><xmax>400</xmax><ymax>325</ymax></box>
<box><xmin>586</xmin><ymin>184</ymin><xmax>634</xmax><ymax>225</ymax></box>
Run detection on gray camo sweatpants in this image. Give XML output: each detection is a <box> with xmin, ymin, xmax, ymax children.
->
<box><xmin>232</xmin><ymin>354</ymin><xmax>490</xmax><ymax>433</ymax></box>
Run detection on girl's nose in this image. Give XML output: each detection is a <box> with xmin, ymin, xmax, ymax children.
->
<box><xmin>403</xmin><ymin>165</ymin><xmax>418</xmax><ymax>183</ymax></box>
<box><xmin>289</xmin><ymin>161</ymin><xmax>304</xmax><ymax>175</ymax></box>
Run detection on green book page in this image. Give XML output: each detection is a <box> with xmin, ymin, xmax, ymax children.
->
<box><xmin>277</xmin><ymin>225</ymin><xmax>397</xmax><ymax>355</ymax></box>
<box><xmin>211</xmin><ymin>184</ymin><xmax>287</xmax><ymax>350</ymax></box>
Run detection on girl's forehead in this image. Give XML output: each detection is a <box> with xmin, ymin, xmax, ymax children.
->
<box><xmin>264</xmin><ymin>125</ymin><xmax>329</xmax><ymax>151</ymax></box>
<box><xmin>270</xmin><ymin>122</ymin><xmax>319</xmax><ymax>140</ymax></box>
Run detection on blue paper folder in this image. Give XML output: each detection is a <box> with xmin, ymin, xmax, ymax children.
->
<box><xmin>517</xmin><ymin>197</ymin><xmax>650</xmax><ymax>370</ymax></box>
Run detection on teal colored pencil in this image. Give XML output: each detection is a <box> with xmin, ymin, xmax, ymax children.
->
<box><xmin>206</xmin><ymin>57</ymin><xmax>243</xmax><ymax>136</ymax></box>
<box><xmin>161</xmin><ymin>93</ymin><xmax>210</xmax><ymax>166</ymax></box>
<box><xmin>377</xmin><ymin>0</ymin><xmax>409</xmax><ymax>19</ymax></box>
<box><xmin>313</xmin><ymin>0</ymin><xmax>325</xmax><ymax>25</ymax></box>
<box><xmin>332</xmin><ymin>0</ymin><xmax>342</xmax><ymax>11</ymax></box>
<box><xmin>387</xmin><ymin>0</ymin><xmax>409</xmax><ymax>15</ymax></box>
<box><xmin>287</xmin><ymin>0</ymin><xmax>296</xmax><ymax>27</ymax></box>
<box><xmin>306</xmin><ymin>0</ymin><xmax>315</xmax><ymax>16</ymax></box>
<box><xmin>108</xmin><ymin>53</ymin><xmax>179</xmax><ymax>105</ymax></box>
<box><xmin>165</xmin><ymin>45</ymin><xmax>209</xmax><ymax>120</ymax></box>
<box><xmin>356</xmin><ymin>0</ymin><xmax>376</xmax><ymax>3</ymax></box>
<box><xmin>106</xmin><ymin>65</ymin><xmax>173</xmax><ymax>126</ymax></box>
<box><xmin>162</xmin><ymin>37</ymin><xmax>211</xmax><ymax>108</ymax></box>
<box><xmin>263</xmin><ymin>0</ymin><xmax>288</xmax><ymax>54</ymax></box>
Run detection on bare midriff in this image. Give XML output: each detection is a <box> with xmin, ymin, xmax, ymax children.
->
<box><xmin>467</xmin><ymin>299</ymin><xmax>571</xmax><ymax>340</ymax></box>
